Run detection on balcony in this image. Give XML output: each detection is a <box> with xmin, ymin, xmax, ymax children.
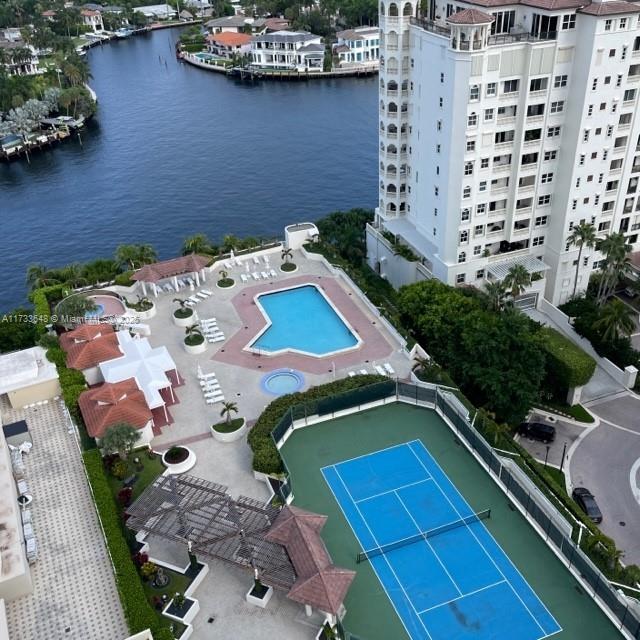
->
<box><xmin>491</xmin><ymin>186</ymin><xmax>509</xmax><ymax>195</ymax></box>
<box><xmin>386</xmin><ymin>89</ymin><xmax>398</xmax><ymax>97</ymax></box>
<box><xmin>526</xmin><ymin>115</ymin><xmax>544</xmax><ymax>125</ymax></box>
<box><xmin>515</xmin><ymin>206</ymin><xmax>533</xmax><ymax>215</ymax></box>
<box><xmin>528</xmin><ymin>90</ymin><xmax>548</xmax><ymax>100</ymax></box>
<box><xmin>512</xmin><ymin>227</ymin><xmax>530</xmax><ymax>237</ymax></box>
<box><xmin>494</xmin><ymin>141</ymin><xmax>514</xmax><ymax>151</ymax></box>
<box><xmin>409</xmin><ymin>17</ymin><xmax>451</xmax><ymax>38</ymax></box>
<box><xmin>489</xmin><ymin>207</ymin><xmax>506</xmax><ymax>217</ymax></box>
<box><xmin>618</xmin><ymin>122</ymin><xmax>631</xmax><ymax>131</ymax></box>
<box><xmin>518</xmin><ymin>184</ymin><xmax>535</xmax><ymax>194</ymax></box>
<box><xmin>488</xmin><ymin>31</ymin><xmax>556</xmax><ymax>46</ymax></box>
<box><xmin>523</xmin><ymin>138</ymin><xmax>542</xmax><ymax>148</ymax></box>
<box><xmin>499</xmin><ymin>92</ymin><xmax>519</xmax><ymax>101</ymax></box>
<box><xmin>386</xmin><ymin>44</ymin><xmax>398</xmax><ymax>51</ymax></box>
<box><xmin>493</xmin><ymin>163</ymin><xmax>512</xmax><ymax>173</ymax></box>
<box><xmin>497</xmin><ymin>116</ymin><xmax>516</xmax><ymax>125</ymax></box>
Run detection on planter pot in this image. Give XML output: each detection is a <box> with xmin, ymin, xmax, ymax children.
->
<box><xmin>245</xmin><ymin>584</ymin><xmax>273</xmax><ymax>608</ymax></box>
<box><xmin>162</xmin><ymin>446</ymin><xmax>196</xmax><ymax>475</ymax></box>
<box><xmin>216</xmin><ymin>279</ymin><xmax>236</xmax><ymax>290</ymax></box>
<box><xmin>280</xmin><ymin>263</ymin><xmax>298</xmax><ymax>273</ymax></box>
<box><xmin>131</xmin><ymin>304</ymin><xmax>157</xmax><ymax>321</ymax></box>
<box><xmin>163</xmin><ymin>596</ymin><xmax>199</xmax><ymax>625</ymax></box>
<box><xmin>211</xmin><ymin>418</ymin><xmax>247</xmax><ymax>443</ymax></box>
<box><xmin>173</xmin><ymin>310</ymin><xmax>195</xmax><ymax>327</ymax></box>
<box><xmin>184</xmin><ymin>339</ymin><xmax>207</xmax><ymax>355</ymax></box>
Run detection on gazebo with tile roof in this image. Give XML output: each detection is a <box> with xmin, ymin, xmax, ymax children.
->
<box><xmin>131</xmin><ymin>254</ymin><xmax>210</xmax><ymax>296</ymax></box>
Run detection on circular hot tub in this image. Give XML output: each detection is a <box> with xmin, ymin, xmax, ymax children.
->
<box><xmin>261</xmin><ymin>369</ymin><xmax>305</xmax><ymax>396</ymax></box>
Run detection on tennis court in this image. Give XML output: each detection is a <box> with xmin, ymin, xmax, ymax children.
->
<box><xmin>322</xmin><ymin>439</ymin><xmax>562</xmax><ymax>640</ymax></box>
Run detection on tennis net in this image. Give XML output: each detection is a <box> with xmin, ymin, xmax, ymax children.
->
<box><xmin>356</xmin><ymin>508</ymin><xmax>491</xmax><ymax>563</ymax></box>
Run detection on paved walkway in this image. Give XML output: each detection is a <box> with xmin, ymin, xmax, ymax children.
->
<box><xmin>2</xmin><ymin>398</ymin><xmax>127</xmax><ymax>640</ymax></box>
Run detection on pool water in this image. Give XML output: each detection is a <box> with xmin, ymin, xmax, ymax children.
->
<box><xmin>262</xmin><ymin>369</ymin><xmax>305</xmax><ymax>395</ymax></box>
<box><xmin>85</xmin><ymin>303</ymin><xmax>105</xmax><ymax>318</ymax></box>
<box><xmin>251</xmin><ymin>285</ymin><xmax>358</xmax><ymax>356</ymax></box>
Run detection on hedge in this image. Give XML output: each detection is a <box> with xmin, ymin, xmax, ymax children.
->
<box><xmin>540</xmin><ymin>327</ymin><xmax>596</xmax><ymax>390</ymax></box>
<box><xmin>29</xmin><ymin>283</ymin><xmax>68</xmax><ymax>335</ymax></box>
<box><xmin>83</xmin><ymin>450</ymin><xmax>174</xmax><ymax>639</ymax></box>
<box><xmin>114</xmin><ymin>270</ymin><xmax>135</xmax><ymax>287</ymax></box>
<box><xmin>248</xmin><ymin>375</ymin><xmax>387</xmax><ymax>474</ymax></box>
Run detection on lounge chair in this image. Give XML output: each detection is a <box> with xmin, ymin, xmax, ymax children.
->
<box><xmin>205</xmin><ymin>390</ymin><xmax>224</xmax><ymax>399</ymax></box>
<box><xmin>374</xmin><ymin>365</ymin><xmax>387</xmax><ymax>376</ymax></box>
<box><xmin>187</xmin><ymin>295</ymin><xmax>199</xmax><ymax>304</ymax></box>
<box><xmin>211</xmin><ymin>335</ymin><xmax>225</xmax><ymax>343</ymax></box>
<box><xmin>269</xmin><ymin>269</ymin><xmax>277</xmax><ymax>277</ymax></box>
<box><xmin>348</xmin><ymin>371</ymin><xmax>356</xmax><ymax>377</ymax></box>
<box><xmin>261</xmin><ymin>271</ymin><xmax>270</xmax><ymax>279</ymax></box>
<box><xmin>201</xmin><ymin>317</ymin><xmax>217</xmax><ymax>324</ymax></box>
<box><xmin>199</xmin><ymin>378</ymin><xmax>219</xmax><ymax>386</ymax></box>
<box><xmin>253</xmin><ymin>255</ymin><xmax>260</xmax><ymax>265</ymax></box>
<box><xmin>186</xmin><ymin>277</ymin><xmax>194</xmax><ymax>286</ymax></box>
<box><xmin>252</xmin><ymin>272</ymin><xmax>260</xmax><ymax>281</ymax></box>
<box><xmin>384</xmin><ymin>363</ymin><xmax>396</xmax><ymax>375</ymax></box>
<box><xmin>196</xmin><ymin>292</ymin><xmax>208</xmax><ymax>300</ymax></box>
<box><xmin>224</xmin><ymin>260</ymin><xmax>232</xmax><ymax>269</ymax></box>
<box><xmin>184</xmin><ymin>300</ymin><xmax>195</xmax><ymax>307</ymax></box>
<box><xmin>198</xmin><ymin>372</ymin><xmax>217</xmax><ymax>379</ymax></box>
<box><xmin>203</xmin><ymin>385</ymin><xmax>221</xmax><ymax>393</ymax></box>
<box><xmin>241</xmin><ymin>273</ymin><xmax>249</xmax><ymax>284</ymax></box>
<box><xmin>206</xmin><ymin>396</ymin><xmax>224</xmax><ymax>405</ymax></box>
<box><xmin>359</xmin><ymin>369</ymin><xmax>368</xmax><ymax>375</ymax></box>
<box><xmin>201</xmin><ymin>289</ymin><xmax>213</xmax><ymax>296</ymax></box>
<box><xmin>235</xmin><ymin>257</ymin><xmax>242</xmax><ymax>266</ymax></box>
<box><xmin>262</xmin><ymin>255</ymin><xmax>269</xmax><ymax>265</ymax></box>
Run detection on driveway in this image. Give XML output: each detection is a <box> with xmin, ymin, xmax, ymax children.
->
<box><xmin>571</xmin><ymin>394</ymin><xmax>640</xmax><ymax>565</ymax></box>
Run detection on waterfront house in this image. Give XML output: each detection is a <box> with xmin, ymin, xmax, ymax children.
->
<box><xmin>206</xmin><ymin>31</ymin><xmax>251</xmax><ymax>58</ymax></box>
<box><xmin>0</xmin><ymin>38</ymin><xmax>40</xmax><ymax>76</ymax></box>
<box><xmin>132</xmin><ymin>3</ymin><xmax>177</xmax><ymax>21</ymax></box>
<box><xmin>334</xmin><ymin>26</ymin><xmax>380</xmax><ymax>67</ymax></box>
<box><xmin>81</xmin><ymin>9</ymin><xmax>105</xmax><ymax>32</ymax></box>
<box><xmin>262</xmin><ymin>17</ymin><xmax>291</xmax><ymax>32</ymax></box>
<box><xmin>250</xmin><ymin>31</ymin><xmax>325</xmax><ymax>72</ymax></box>
<box><xmin>180</xmin><ymin>9</ymin><xmax>194</xmax><ymax>20</ymax></box>
<box><xmin>41</xmin><ymin>9</ymin><xmax>56</xmax><ymax>21</ymax></box>
<box><xmin>102</xmin><ymin>5</ymin><xmax>125</xmax><ymax>15</ymax></box>
<box><xmin>204</xmin><ymin>15</ymin><xmax>267</xmax><ymax>34</ymax></box>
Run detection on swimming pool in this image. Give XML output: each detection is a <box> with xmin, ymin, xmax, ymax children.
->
<box><xmin>261</xmin><ymin>369</ymin><xmax>305</xmax><ymax>395</ymax></box>
<box><xmin>249</xmin><ymin>284</ymin><xmax>360</xmax><ymax>357</ymax></box>
<box><xmin>85</xmin><ymin>303</ymin><xmax>105</xmax><ymax>318</ymax></box>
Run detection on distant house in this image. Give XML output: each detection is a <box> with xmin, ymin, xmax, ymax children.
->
<box><xmin>132</xmin><ymin>4</ymin><xmax>177</xmax><ymax>20</ymax></box>
<box><xmin>262</xmin><ymin>17</ymin><xmax>290</xmax><ymax>32</ymax></box>
<box><xmin>250</xmin><ymin>31</ymin><xmax>324</xmax><ymax>72</ymax></box>
<box><xmin>334</xmin><ymin>26</ymin><xmax>379</xmax><ymax>67</ymax></box>
<box><xmin>102</xmin><ymin>5</ymin><xmax>125</xmax><ymax>15</ymax></box>
<box><xmin>204</xmin><ymin>15</ymin><xmax>266</xmax><ymax>35</ymax></box>
<box><xmin>206</xmin><ymin>31</ymin><xmax>251</xmax><ymax>58</ymax></box>
<box><xmin>81</xmin><ymin>9</ymin><xmax>105</xmax><ymax>32</ymax></box>
<box><xmin>179</xmin><ymin>9</ymin><xmax>194</xmax><ymax>20</ymax></box>
<box><xmin>0</xmin><ymin>38</ymin><xmax>40</xmax><ymax>76</ymax></box>
<box><xmin>41</xmin><ymin>9</ymin><xmax>56</xmax><ymax>21</ymax></box>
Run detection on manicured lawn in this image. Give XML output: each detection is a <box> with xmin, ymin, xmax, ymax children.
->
<box><xmin>537</xmin><ymin>401</ymin><xmax>595</xmax><ymax>423</ymax></box>
<box><xmin>545</xmin><ymin>466</ymin><xmax>569</xmax><ymax>496</ymax></box>
<box><xmin>106</xmin><ymin>449</ymin><xmax>165</xmax><ymax>503</ymax></box>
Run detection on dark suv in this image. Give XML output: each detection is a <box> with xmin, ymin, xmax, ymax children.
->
<box><xmin>572</xmin><ymin>487</ymin><xmax>603</xmax><ymax>523</ymax></box>
<box><xmin>517</xmin><ymin>421</ymin><xmax>556</xmax><ymax>443</ymax></box>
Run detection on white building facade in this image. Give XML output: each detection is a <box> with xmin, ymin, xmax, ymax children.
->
<box><xmin>370</xmin><ymin>0</ymin><xmax>640</xmax><ymax>306</ymax></box>
<box><xmin>250</xmin><ymin>31</ymin><xmax>324</xmax><ymax>71</ymax></box>
<box><xmin>334</xmin><ymin>26</ymin><xmax>380</xmax><ymax>66</ymax></box>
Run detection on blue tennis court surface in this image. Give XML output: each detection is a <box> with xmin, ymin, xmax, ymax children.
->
<box><xmin>321</xmin><ymin>440</ymin><xmax>562</xmax><ymax>640</ymax></box>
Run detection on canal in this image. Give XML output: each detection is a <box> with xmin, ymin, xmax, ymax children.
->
<box><xmin>0</xmin><ymin>28</ymin><xmax>377</xmax><ymax>311</ymax></box>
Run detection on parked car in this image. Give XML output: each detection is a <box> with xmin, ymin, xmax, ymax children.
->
<box><xmin>517</xmin><ymin>421</ymin><xmax>556</xmax><ymax>443</ymax></box>
<box><xmin>572</xmin><ymin>487</ymin><xmax>603</xmax><ymax>523</ymax></box>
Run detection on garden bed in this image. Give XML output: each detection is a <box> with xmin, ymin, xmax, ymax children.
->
<box><xmin>162</xmin><ymin>446</ymin><xmax>196</xmax><ymax>474</ymax></box>
<box><xmin>280</xmin><ymin>262</ymin><xmax>297</xmax><ymax>272</ymax></box>
<box><xmin>217</xmin><ymin>277</ymin><xmax>235</xmax><ymax>288</ymax></box>
<box><xmin>211</xmin><ymin>418</ymin><xmax>247</xmax><ymax>443</ymax></box>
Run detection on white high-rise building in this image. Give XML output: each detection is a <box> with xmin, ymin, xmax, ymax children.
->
<box><xmin>369</xmin><ymin>0</ymin><xmax>640</xmax><ymax>307</ymax></box>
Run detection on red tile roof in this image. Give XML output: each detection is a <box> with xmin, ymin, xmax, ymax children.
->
<box><xmin>447</xmin><ymin>7</ymin><xmax>495</xmax><ymax>23</ymax></box>
<box><xmin>60</xmin><ymin>324</ymin><xmax>122</xmax><ymax>370</ymax></box>
<box><xmin>579</xmin><ymin>0</ymin><xmax>640</xmax><ymax>15</ymax></box>
<box><xmin>81</xmin><ymin>9</ymin><xmax>100</xmax><ymax>16</ymax></box>
<box><xmin>265</xmin><ymin>506</ymin><xmax>355</xmax><ymax>614</ymax></box>
<box><xmin>210</xmin><ymin>31</ymin><xmax>252</xmax><ymax>46</ymax></box>
<box><xmin>78</xmin><ymin>378</ymin><xmax>152</xmax><ymax>438</ymax></box>
<box><xmin>42</xmin><ymin>10</ymin><xmax>57</xmax><ymax>16</ymax></box>
<box><xmin>459</xmin><ymin>0</ymin><xmax>637</xmax><ymax>9</ymax></box>
<box><xmin>132</xmin><ymin>254</ymin><xmax>211</xmax><ymax>284</ymax></box>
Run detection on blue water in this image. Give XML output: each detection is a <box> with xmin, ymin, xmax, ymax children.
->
<box><xmin>263</xmin><ymin>370</ymin><xmax>305</xmax><ymax>395</ymax></box>
<box><xmin>252</xmin><ymin>285</ymin><xmax>358</xmax><ymax>355</ymax></box>
<box><xmin>85</xmin><ymin>303</ymin><xmax>105</xmax><ymax>317</ymax></box>
<box><xmin>0</xmin><ymin>28</ymin><xmax>377</xmax><ymax>312</ymax></box>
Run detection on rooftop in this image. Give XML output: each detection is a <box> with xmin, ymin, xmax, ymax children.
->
<box><xmin>60</xmin><ymin>324</ymin><xmax>123</xmax><ymax>371</ymax></box>
<box><xmin>0</xmin><ymin>346</ymin><xmax>58</xmax><ymax>396</ymax></box>
<box><xmin>455</xmin><ymin>0</ymin><xmax>639</xmax><ymax>11</ymax></box>
<box><xmin>254</xmin><ymin>30</ymin><xmax>320</xmax><ymax>43</ymax></box>
<box><xmin>336</xmin><ymin>26</ymin><xmax>379</xmax><ymax>40</ymax></box>
<box><xmin>131</xmin><ymin>254</ymin><xmax>210</xmax><ymax>283</ymax></box>
<box><xmin>447</xmin><ymin>7</ymin><xmax>495</xmax><ymax>23</ymax></box>
<box><xmin>486</xmin><ymin>254</ymin><xmax>550</xmax><ymax>281</ymax></box>
<box><xmin>208</xmin><ymin>31</ymin><xmax>252</xmax><ymax>46</ymax></box>
<box><xmin>205</xmin><ymin>15</ymin><xmax>250</xmax><ymax>27</ymax></box>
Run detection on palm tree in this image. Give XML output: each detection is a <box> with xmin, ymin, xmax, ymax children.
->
<box><xmin>411</xmin><ymin>355</ymin><xmax>431</xmax><ymax>372</ymax></box>
<box><xmin>281</xmin><ymin>247</ymin><xmax>293</xmax><ymax>264</ymax></box>
<box><xmin>26</xmin><ymin>264</ymin><xmax>59</xmax><ymax>289</ymax></box>
<box><xmin>185</xmin><ymin>325</ymin><xmax>203</xmax><ymax>340</ymax></box>
<box><xmin>503</xmin><ymin>264</ymin><xmax>531</xmax><ymax>299</ymax></box>
<box><xmin>593</xmin><ymin>298</ymin><xmax>636</xmax><ymax>341</ymax></box>
<box><xmin>115</xmin><ymin>244</ymin><xmax>157</xmax><ymax>270</ymax></box>
<box><xmin>220</xmin><ymin>400</ymin><xmax>238</xmax><ymax>424</ymax></box>
<box><xmin>596</xmin><ymin>233</ymin><xmax>631</xmax><ymax>305</ymax></box>
<box><xmin>173</xmin><ymin>297</ymin><xmax>189</xmax><ymax>310</ymax></box>
<box><xmin>567</xmin><ymin>222</ymin><xmax>596</xmax><ymax>297</ymax></box>
<box><xmin>483</xmin><ymin>281</ymin><xmax>507</xmax><ymax>312</ymax></box>
<box><xmin>182</xmin><ymin>233</ymin><xmax>213</xmax><ymax>256</ymax></box>
<box><xmin>60</xmin><ymin>262</ymin><xmax>87</xmax><ymax>288</ymax></box>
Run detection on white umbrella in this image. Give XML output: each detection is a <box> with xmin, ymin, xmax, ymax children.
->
<box><xmin>197</xmin><ymin>364</ymin><xmax>203</xmax><ymax>378</ymax></box>
<box><xmin>245</xmin><ymin>261</ymin><xmax>250</xmax><ymax>273</ymax></box>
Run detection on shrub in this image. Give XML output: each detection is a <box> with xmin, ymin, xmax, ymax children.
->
<box><xmin>82</xmin><ymin>449</ymin><xmax>173</xmax><ymax>636</ymax></box>
<box><xmin>140</xmin><ymin>561</ymin><xmax>158</xmax><ymax>580</ymax></box>
<box><xmin>117</xmin><ymin>486</ymin><xmax>133</xmax><ymax>506</ymax></box>
<box><xmin>111</xmin><ymin>459</ymin><xmax>129</xmax><ymax>479</ymax></box>
<box><xmin>540</xmin><ymin>327</ymin><xmax>596</xmax><ymax>392</ymax></box>
<box><xmin>248</xmin><ymin>375</ymin><xmax>386</xmax><ymax>474</ymax></box>
<box><xmin>114</xmin><ymin>270</ymin><xmax>135</xmax><ymax>287</ymax></box>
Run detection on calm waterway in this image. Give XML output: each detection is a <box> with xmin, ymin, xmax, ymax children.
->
<box><xmin>0</xmin><ymin>28</ymin><xmax>377</xmax><ymax>311</ymax></box>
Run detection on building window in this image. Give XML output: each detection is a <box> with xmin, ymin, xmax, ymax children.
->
<box><xmin>475</xmin><ymin>224</ymin><xmax>484</xmax><ymax>236</ymax></box>
<box><xmin>622</xmin><ymin>45</ymin><xmax>628</xmax><ymax>60</ymax></box>
<box><xmin>461</xmin><ymin>208</ymin><xmax>471</xmax><ymax>221</ymax></box>
<box><xmin>605</xmin><ymin>19</ymin><xmax>612</xmax><ymax>31</ymax></box>
<box><xmin>437</xmin><ymin>120</ymin><xmax>442</xmax><ymax>131</ymax></box>
<box><xmin>490</xmin><ymin>10</ymin><xmax>515</xmax><ymax>35</ymax></box>
<box><xmin>436</xmin><ymin>144</ymin><xmax>441</xmax><ymax>153</ymax></box>
<box><xmin>466</xmin><ymin>140</ymin><xmax>476</xmax><ymax>152</ymax></box>
<box><xmin>463</xmin><ymin>186</ymin><xmax>471</xmax><ymax>198</ymax></box>
<box><xmin>550</xmin><ymin>101</ymin><xmax>564</xmax><ymax>114</ymax></box>
<box><xmin>579</xmin><ymin>154</ymin><xmax>585</xmax><ymax>166</ymax></box>
<box><xmin>547</xmin><ymin>126</ymin><xmax>561</xmax><ymax>138</ymax></box>
<box><xmin>576</xmin><ymin>177</ymin><xmax>581</xmax><ymax>187</ymax></box>
<box><xmin>477</xmin><ymin>202</ymin><xmax>487</xmax><ymax>215</ymax></box>
<box><xmin>481</xmin><ymin>157</ymin><xmax>489</xmax><ymax>169</ymax></box>
<box><xmin>456</xmin><ymin>273</ymin><xmax>466</xmax><ymax>284</ymax></box>
<box><xmin>572</xmin><ymin>199</ymin><xmax>578</xmax><ymax>210</ymax></box>
<box><xmin>544</xmin><ymin>150</ymin><xmax>557</xmax><ymax>161</ymax></box>
<box><xmin>604</xmin><ymin>76</ymin><xmax>611</xmax><ymax>85</ymax></box>
<box><xmin>464</xmin><ymin>161</ymin><xmax>474</xmax><ymax>175</ymax></box>
<box><xmin>535</xmin><ymin>215</ymin><xmax>548</xmax><ymax>226</ymax></box>
<box><xmin>458</xmin><ymin>252</ymin><xmax>466</xmax><ymax>264</ymax></box>
<box><xmin>435</xmin><ymin>186</ymin><xmax>439</xmax><ymax>196</ymax></box>
<box><xmin>527</xmin><ymin>104</ymin><xmax>545</xmax><ymax>117</ymax></box>
<box><xmin>503</xmin><ymin>79</ymin><xmax>519</xmax><ymax>94</ymax></box>
<box><xmin>484</xmin><ymin>108</ymin><xmax>494</xmax><ymax>122</ymax></box>
<box><xmin>532</xmin><ymin>236</ymin><xmax>545</xmax><ymax>246</ymax></box>
<box><xmin>588</xmin><ymin>104</ymin><xmax>594</xmax><ymax>116</ymax></box>
<box><xmin>603</xmin><ymin>149</ymin><xmax>608</xmax><ymax>159</ymax></box>
<box><xmin>594</xmin><ymin>194</ymin><xmax>600</xmax><ymax>205</ymax></box>
<box><xmin>495</xmin><ymin>130</ymin><xmax>515</xmax><ymax>143</ymax></box>
<box><xmin>611</xmin><ymin>158</ymin><xmax>624</xmax><ymax>170</ymax></box>
<box><xmin>440</xmin><ymin>72</ymin><xmax>444</xmax><ymax>83</ymax></box>
<box><xmin>538</xmin><ymin>195</ymin><xmax>551</xmax><ymax>206</ymax></box>
<box><xmin>609</xmin><ymin>48</ymin><xmax>616</xmax><ymax>58</ymax></box>
<box><xmin>468</xmin><ymin>112</ymin><xmax>478</xmax><ymax>127</ymax></box>
<box><xmin>617</xmin><ymin>74</ymin><xmax>623</xmax><ymax>88</ymax></box>
<box><xmin>598</xmin><ymin>221</ymin><xmax>611</xmax><ymax>232</ymax></box>
<box><xmin>554</xmin><ymin>74</ymin><xmax>568</xmax><ymax>88</ymax></box>
<box><xmin>592</xmin><ymin>78</ymin><xmax>598</xmax><ymax>90</ymax></box>
<box><xmin>469</xmin><ymin>85</ymin><xmax>480</xmax><ymax>101</ymax></box>
<box><xmin>600</xmin><ymin>102</ymin><xmax>606</xmax><ymax>110</ymax></box>
<box><xmin>562</xmin><ymin>13</ymin><xmax>576</xmax><ymax>29</ymax></box>
<box><xmin>486</xmin><ymin>82</ymin><xmax>497</xmax><ymax>97</ymax></box>
<box><xmin>583</xmin><ymin>129</ymin><xmax>590</xmax><ymax>142</ymax></box>
<box><xmin>474</xmin><ymin>246</ymin><xmax>482</xmax><ymax>256</ymax></box>
<box><xmin>479</xmin><ymin>181</ymin><xmax>487</xmax><ymax>192</ymax></box>
<box><xmin>541</xmin><ymin>173</ymin><xmax>553</xmax><ymax>184</ymax></box>
<box><xmin>476</xmin><ymin>269</ymin><xmax>485</xmax><ymax>279</ymax></box>
<box><xmin>620</xmin><ymin>17</ymin><xmax>627</xmax><ymax>29</ymax></box>
<box><xmin>439</xmin><ymin>97</ymin><xmax>444</xmax><ymax>108</ymax></box>
<box><xmin>460</xmin><ymin>230</ymin><xmax>468</xmax><ymax>243</ymax></box>
<box><xmin>624</xmin><ymin>88</ymin><xmax>637</xmax><ymax>101</ymax></box>
<box><xmin>529</xmin><ymin>77</ymin><xmax>548</xmax><ymax>92</ymax></box>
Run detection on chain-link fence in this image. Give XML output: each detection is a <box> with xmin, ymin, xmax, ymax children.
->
<box><xmin>271</xmin><ymin>380</ymin><xmax>640</xmax><ymax>639</ymax></box>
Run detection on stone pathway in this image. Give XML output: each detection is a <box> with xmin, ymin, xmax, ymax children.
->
<box><xmin>2</xmin><ymin>398</ymin><xmax>127</xmax><ymax>640</ymax></box>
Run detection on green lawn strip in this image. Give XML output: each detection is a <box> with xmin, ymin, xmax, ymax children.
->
<box><xmin>212</xmin><ymin>417</ymin><xmax>244</xmax><ymax>433</ymax></box>
<box><xmin>536</xmin><ymin>401</ymin><xmax>595</xmax><ymax>423</ymax></box>
<box><xmin>105</xmin><ymin>449</ymin><xmax>165</xmax><ymax>502</ymax></box>
<box><xmin>545</xmin><ymin>466</ymin><xmax>569</xmax><ymax>496</ymax></box>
